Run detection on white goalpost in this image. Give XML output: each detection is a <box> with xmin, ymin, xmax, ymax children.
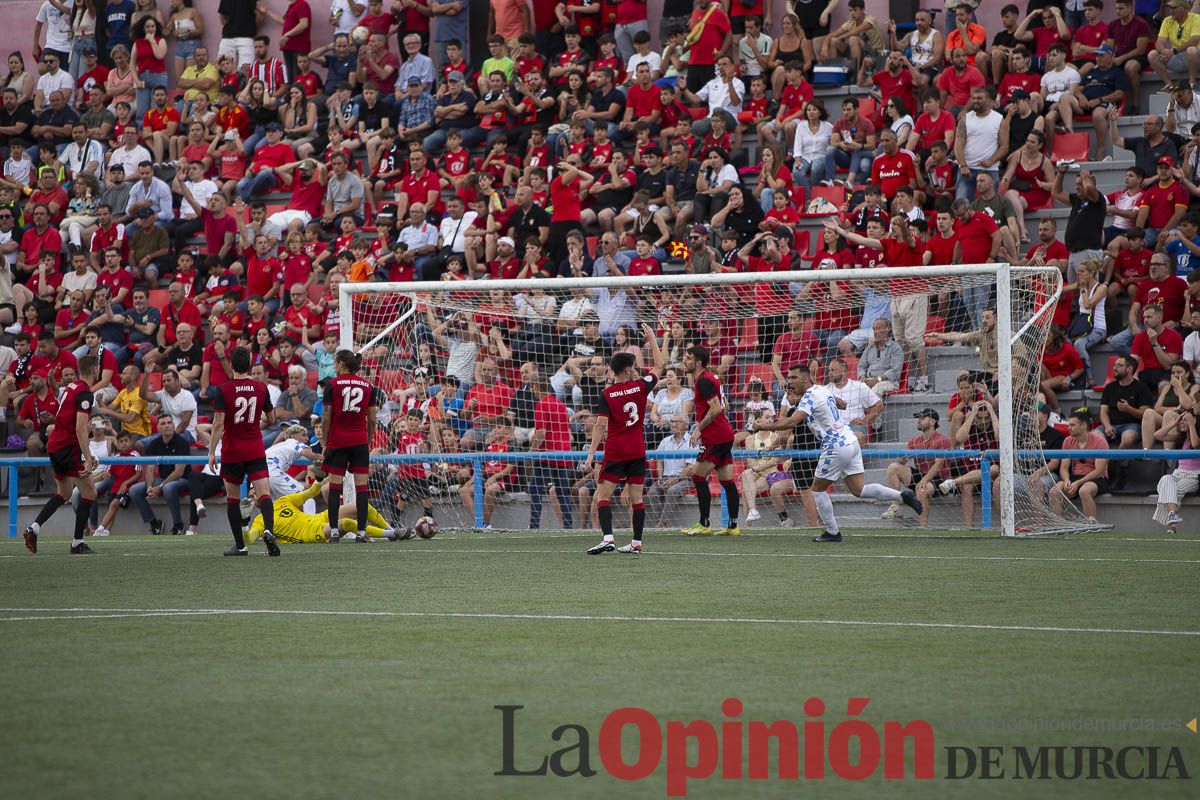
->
<box><xmin>338</xmin><ymin>264</ymin><xmax>1102</xmax><ymax>537</ymax></box>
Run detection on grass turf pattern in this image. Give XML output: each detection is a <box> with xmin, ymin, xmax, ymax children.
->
<box><xmin>0</xmin><ymin>529</ymin><xmax>1195</xmax><ymax>799</ymax></box>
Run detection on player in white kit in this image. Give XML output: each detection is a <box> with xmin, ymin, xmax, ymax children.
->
<box><xmin>265</xmin><ymin>425</ymin><xmax>323</xmax><ymax>512</ymax></box>
<box><xmin>753</xmin><ymin>383</ymin><xmax>923</xmax><ymax>541</ymax></box>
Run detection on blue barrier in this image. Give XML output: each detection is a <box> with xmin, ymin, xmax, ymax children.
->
<box><xmin>5</xmin><ymin>449</ymin><xmax>1198</xmax><ymax>535</ymax></box>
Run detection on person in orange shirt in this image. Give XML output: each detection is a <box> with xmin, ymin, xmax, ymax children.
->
<box><xmin>347</xmin><ymin>237</ymin><xmax>374</xmax><ymax>282</ymax></box>
<box><xmin>945</xmin><ymin>4</ymin><xmax>987</xmax><ymax>67</ymax></box>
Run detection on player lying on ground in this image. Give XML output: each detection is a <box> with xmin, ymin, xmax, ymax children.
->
<box><xmin>243</xmin><ymin>480</ymin><xmax>407</xmax><ymax>543</ymax></box>
<box><xmin>752</xmin><ymin>380</ymin><xmax>924</xmax><ymax>542</ymax></box>
<box><xmin>583</xmin><ymin>323</ymin><xmax>666</xmax><ymax>555</ymax></box>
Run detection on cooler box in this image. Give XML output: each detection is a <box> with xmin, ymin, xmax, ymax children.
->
<box><xmin>812</xmin><ymin>63</ymin><xmax>851</xmax><ymax>86</ymax></box>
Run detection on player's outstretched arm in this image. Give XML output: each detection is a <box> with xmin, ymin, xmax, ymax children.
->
<box><xmin>641</xmin><ymin>322</ymin><xmax>666</xmax><ymax>375</ymax></box>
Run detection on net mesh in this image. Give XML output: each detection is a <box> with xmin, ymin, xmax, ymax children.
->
<box><xmin>338</xmin><ymin>268</ymin><xmax>1099</xmax><ymax>536</ymax></box>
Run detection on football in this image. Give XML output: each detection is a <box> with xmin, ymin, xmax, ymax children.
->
<box><xmin>415</xmin><ymin>516</ymin><xmax>437</xmax><ymax>539</ymax></box>
<box><xmin>351</xmin><ymin>25</ymin><xmax>369</xmax><ymax>44</ymax></box>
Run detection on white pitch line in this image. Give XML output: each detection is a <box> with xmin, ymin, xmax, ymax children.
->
<box><xmin>0</xmin><ymin>607</ymin><xmax>1194</xmax><ymax>637</ymax></box>
<box><xmin>2</xmin><ymin>547</ymin><xmax>1196</xmax><ymax>565</ymax></box>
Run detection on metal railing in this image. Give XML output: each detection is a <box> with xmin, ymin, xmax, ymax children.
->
<box><xmin>3</xmin><ymin>449</ymin><xmax>1197</xmax><ymax>536</ymax></box>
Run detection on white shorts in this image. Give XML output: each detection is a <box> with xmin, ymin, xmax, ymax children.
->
<box><xmin>269</xmin><ymin>470</ymin><xmax>304</xmax><ymax>498</ymax></box>
<box><xmin>815</xmin><ymin>438</ymin><xmax>865</xmax><ymax>482</ymax></box>
<box><xmin>264</xmin><ymin>210</ymin><xmax>312</xmax><ymax>240</ymax></box>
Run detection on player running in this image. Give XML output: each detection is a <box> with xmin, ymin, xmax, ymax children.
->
<box><xmin>583</xmin><ymin>323</ymin><xmax>666</xmax><ymax>555</ymax></box>
<box><xmin>680</xmin><ymin>345</ymin><xmax>741</xmax><ymax>536</ymax></box>
<box><xmin>23</xmin><ymin>355</ymin><xmax>101</xmax><ymax>554</ymax></box>
<box><xmin>753</xmin><ymin>382</ymin><xmax>923</xmax><ymax>541</ymax></box>
<box><xmin>208</xmin><ymin>346</ymin><xmax>281</xmax><ymax>557</ymax></box>
<box><xmin>244</xmin><ymin>480</ymin><xmax>401</xmax><ymax>544</ymax></box>
<box><xmin>265</xmin><ymin>424</ymin><xmax>323</xmax><ymax>511</ymax></box>
<box><xmin>319</xmin><ymin>349</ymin><xmax>381</xmax><ymax>543</ymax></box>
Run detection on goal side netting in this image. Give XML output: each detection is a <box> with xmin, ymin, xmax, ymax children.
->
<box><xmin>337</xmin><ymin>266</ymin><xmax>1101</xmax><ymax>537</ymax></box>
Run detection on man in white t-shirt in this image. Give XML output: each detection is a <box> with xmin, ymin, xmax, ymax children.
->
<box><xmin>825</xmin><ymin>356</ymin><xmax>883</xmax><ymax>445</ymax></box>
<box><xmin>34</xmin><ymin>0</ymin><xmax>74</xmax><ymax>66</ymax></box>
<box><xmin>1040</xmin><ymin>44</ymin><xmax>1081</xmax><ymax>105</ymax></box>
<box><xmin>33</xmin><ymin>52</ymin><xmax>74</xmax><ymax>112</ymax></box>
<box><xmin>140</xmin><ymin>367</ymin><xmax>198</xmax><ymax>444</ymax></box>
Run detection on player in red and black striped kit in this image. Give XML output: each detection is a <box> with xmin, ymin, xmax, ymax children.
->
<box><xmin>682</xmin><ymin>345</ymin><xmax>741</xmax><ymax>536</ymax></box>
<box><xmin>582</xmin><ymin>324</ymin><xmax>665</xmax><ymax>555</ymax></box>
<box><xmin>23</xmin><ymin>356</ymin><xmax>101</xmax><ymax>554</ymax></box>
<box><xmin>207</xmin><ymin>346</ymin><xmax>280</xmax><ymax>556</ymax></box>
<box><xmin>319</xmin><ymin>349</ymin><xmax>381</xmax><ymax>541</ymax></box>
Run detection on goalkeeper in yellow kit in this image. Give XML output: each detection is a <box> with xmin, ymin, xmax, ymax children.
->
<box><xmin>245</xmin><ymin>480</ymin><xmax>404</xmax><ymax>544</ymax></box>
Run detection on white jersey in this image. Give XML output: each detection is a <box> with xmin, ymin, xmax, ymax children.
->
<box><xmin>266</xmin><ymin>439</ymin><xmax>308</xmax><ymax>472</ymax></box>
<box><xmin>797</xmin><ymin>385</ymin><xmax>853</xmax><ymax>445</ymax></box>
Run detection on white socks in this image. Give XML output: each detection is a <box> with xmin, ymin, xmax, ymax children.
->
<box><xmin>860</xmin><ymin>484</ymin><xmax>902</xmax><ymax>502</ymax></box>
<box><xmin>813</xmin><ymin>491</ymin><xmax>838</xmax><ymax>534</ymax></box>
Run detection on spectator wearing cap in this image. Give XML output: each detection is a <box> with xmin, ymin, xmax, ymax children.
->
<box><xmin>882</xmin><ymin>407</ymin><xmax>952</xmax><ymax>528</ymax></box>
<box><xmin>73</xmin><ymin>48</ymin><xmax>110</xmax><ymax>109</ymax></box>
<box><xmin>129</xmin><ymin>206</ymin><xmax>169</xmax><ymax>287</ymax></box>
<box><xmin>1048</xmin><ymin>46</ymin><xmax>1127</xmax><ymax>159</ymax></box>
<box><xmin>424</xmin><ymin>69</ymin><xmax>481</xmax><ymax>153</ymax></box>
<box><xmin>1135</xmin><ymin>155</ymin><xmax>1190</xmax><ymax>249</ymax></box>
<box><xmin>1150</xmin><ymin>0</ymin><xmax>1200</xmax><ymax>92</ymax></box>
<box><xmin>393</xmin><ymin>75</ymin><xmax>437</xmax><ymax>141</ymax></box>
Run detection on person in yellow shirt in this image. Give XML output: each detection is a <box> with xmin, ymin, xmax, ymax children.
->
<box><xmin>1150</xmin><ymin>0</ymin><xmax>1200</xmax><ymax>90</ymax></box>
<box><xmin>96</xmin><ymin>364</ymin><xmax>152</xmax><ymax>438</ymax></box>
<box><xmin>176</xmin><ymin>46</ymin><xmax>221</xmax><ymax>105</ymax></box>
<box><xmin>245</xmin><ymin>479</ymin><xmax>405</xmax><ymax>544</ymax></box>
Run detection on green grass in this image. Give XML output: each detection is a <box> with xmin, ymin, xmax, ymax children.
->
<box><xmin>1</xmin><ymin>528</ymin><xmax>1197</xmax><ymax>799</ymax></box>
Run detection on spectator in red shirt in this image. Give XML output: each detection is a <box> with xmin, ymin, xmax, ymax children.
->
<box><xmin>1040</xmin><ymin>327</ymin><xmax>1086</xmax><ymax>410</ymax></box>
<box><xmin>236</xmin><ymin>122</ymin><xmax>295</xmax><ymax>201</ymax></box>
<box><xmin>936</xmin><ymin>48</ymin><xmax>985</xmax><ymax>114</ymax></box>
<box><xmin>871</xmin><ymin>129</ymin><xmax>922</xmax><ymax>202</ymax></box>
<box><xmin>1135</xmin><ymin>156</ymin><xmax>1190</xmax><ymax>249</ymax></box>
<box><xmin>461</xmin><ymin>357</ymin><xmax>516</xmax><ymax>449</ymax></box>
<box><xmin>15</xmin><ymin>204</ymin><xmax>62</xmax><ymax>282</ymax></box>
<box><xmin>908</xmin><ymin>92</ymin><xmax>956</xmax><ymax>156</ymax></box>
<box><xmin>1137</xmin><ymin>295</ymin><xmax>1189</xmax><ymax>372</ymax></box>
<box><xmin>952</xmin><ymin>198</ymin><xmax>1001</xmax><ymax>327</ymax></box>
<box><xmin>860</xmin><ymin>50</ymin><xmax>917</xmax><ymax>124</ymax></box>
<box><xmin>770</xmin><ymin>310</ymin><xmax>820</xmax><ymax>390</ymax></box>
<box><xmin>54</xmin><ymin>290</ymin><xmax>91</xmax><ymax>350</ymax></box>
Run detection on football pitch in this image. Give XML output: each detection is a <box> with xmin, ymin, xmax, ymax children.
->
<box><xmin>1</xmin><ymin>528</ymin><xmax>1196</xmax><ymax>799</ymax></box>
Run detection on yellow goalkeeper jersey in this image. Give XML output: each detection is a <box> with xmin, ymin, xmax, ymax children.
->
<box><xmin>248</xmin><ymin>483</ymin><xmax>329</xmax><ymax>544</ymax></box>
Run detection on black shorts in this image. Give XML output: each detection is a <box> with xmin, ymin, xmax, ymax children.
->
<box><xmin>220</xmin><ymin>457</ymin><xmax>269</xmax><ymax>485</ymax></box>
<box><xmin>49</xmin><ymin>443</ymin><xmax>85</xmax><ymax>479</ymax></box>
<box><xmin>1080</xmin><ymin>477</ymin><xmax>1111</xmax><ymax>496</ymax></box>
<box><xmin>324</xmin><ymin>443</ymin><xmax>370</xmax><ymax>476</ymax></box>
<box><xmin>395</xmin><ymin>474</ymin><xmax>430</xmax><ymax>502</ymax></box>
<box><xmin>600</xmin><ymin>457</ymin><xmax>647</xmax><ymax>486</ymax></box>
<box><xmin>698</xmin><ymin>439</ymin><xmax>734</xmax><ymax>469</ymax></box>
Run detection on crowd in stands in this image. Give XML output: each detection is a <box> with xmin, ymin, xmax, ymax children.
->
<box><xmin>1</xmin><ymin>0</ymin><xmax>1199</xmax><ymax>532</ymax></box>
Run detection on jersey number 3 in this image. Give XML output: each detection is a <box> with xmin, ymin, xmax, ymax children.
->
<box><xmin>342</xmin><ymin>386</ymin><xmax>364</xmax><ymax>413</ymax></box>
<box><xmin>233</xmin><ymin>396</ymin><xmax>258</xmax><ymax>424</ymax></box>
<box><xmin>622</xmin><ymin>401</ymin><xmax>639</xmax><ymax>427</ymax></box>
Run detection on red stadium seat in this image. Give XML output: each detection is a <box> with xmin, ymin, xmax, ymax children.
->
<box><xmin>306</xmin><ymin>284</ymin><xmax>328</xmax><ymax>304</ymax></box>
<box><xmin>789</xmin><ymin>186</ymin><xmax>806</xmax><ymax>208</ymax></box>
<box><xmin>686</xmin><ymin>106</ymin><xmax>707</xmax><ymax>120</ymax></box>
<box><xmin>585</xmin><ymin>236</ymin><xmax>598</xmax><ymax>258</ymax></box>
<box><xmin>1091</xmin><ymin>355</ymin><xmax>1118</xmax><ymax>392</ymax></box>
<box><xmin>1051</xmin><ymin>132</ymin><xmax>1090</xmax><ymax>163</ymax></box>
<box><xmin>740</xmin><ymin>363</ymin><xmax>775</xmax><ymax>396</ymax></box>
<box><xmin>148</xmin><ymin>372</ymin><xmax>162</xmax><ymax>392</ymax></box>
<box><xmin>793</xmin><ymin>229</ymin><xmax>812</xmax><ymax>257</ymax></box>
<box><xmin>842</xmin><ymin>355</ymin><xmax>859</xmax><ymax>380</ymax></box>
<box><xmin>306</xmin><ymin>370</ymin><xmax>319</xmax><ymax>389</ymax></box>
<box><xmin>147</xmin><ymin>289</ymin><xmax>169</xmax><ymax>310</ymax></box>
<box><xmin>738</xmin><ymin>317</ymin><xmax>758</xmax><ymax>350</ymax></box>
<box><xmin>857</xmin><ymin>96</ymin><xmax>878</xmax><ymax>121</ymax></box>
<box><xmin>805</xmin><ymin>184</ymin><xmax>846</xmax><ymax>212</ymax></box>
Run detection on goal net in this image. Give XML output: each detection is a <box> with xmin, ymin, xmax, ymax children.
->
<box><xmin>337</xmin><ymin>265</ymin><xmax>1102</xmax><ymax>537</ymax></box>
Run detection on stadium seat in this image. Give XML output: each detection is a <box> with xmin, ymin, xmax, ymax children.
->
<box><xmin>147</xmin><ymin>289</ymin><xmax>169</xmax><ymax>310</ymax></box>
<box><xmin>306</xmin><ymin>370</ymin><xmax>318</xmax><ymax>389</ymax></box>
<box><xmin>809</xmin><ymin>184</ymin><xmax>846</xmax><ymax>208</ymax></box>
<box><xmin>857</xmin><ymin>96</ymin><xmax>878</xmax><ymax>121</ymax></box>
<box><xmin>1091</xmin><ymin>355</ymin><xmax>1118</xmax><ymax>392</ymax></box>
<box><xmin>585</xmin><ymin>235</ymin><xmax>598</xmax><ymax>258</ymax></box>
<box><xmin>686</xmin><ymin>106</ymin><xmax>707</xmax><ymax>120</ymax></box>
<box><xmin>789</xmin><ymin>185</ymin><xmax>807</xmax><ymax>208</ymax></box>
<box><xmin>737</xmin><ymin>317</ymin><xmax>758</xmax><ymax>350</ymax></box>
<box><xmin>793</xmin><ymin>229</ymin><xmax>812</xmax><ymax>257</ymax></box>
<box><xmin>306</xmin><ymin>284</ymin><xmax>327</xmax><ymax>304</ymax></box>
<box><xmin>1051</xmin><ymin>133</ymin><xmax>1090</xmax><ymax>163</ymax></box>
<box><xmin>148</xmin><ymin>372</ymin><xmax>162</xmax><ymax>392</ymax></box>
<box><xmin>740</xmin><ymin>363</ymin><xmax>775</xmax><ymax>396</ymax></box>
